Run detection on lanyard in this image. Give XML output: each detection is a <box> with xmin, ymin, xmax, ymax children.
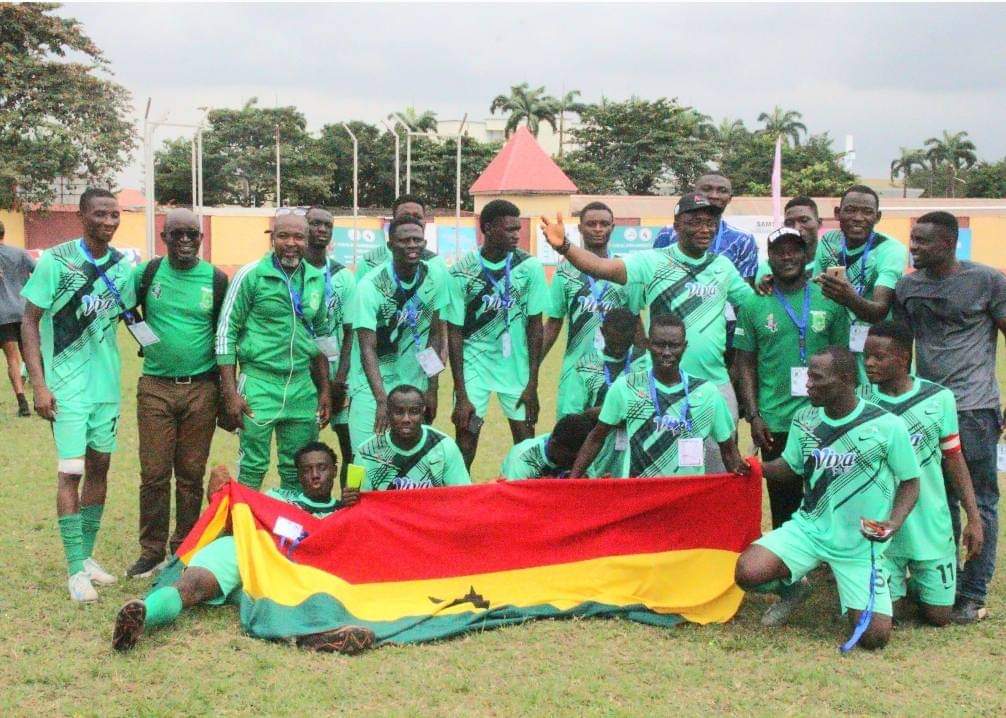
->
<box><xmin>709</xmin><ymin>220</ymin><xmax>725</xmax><ymax>255</ymax></box>
<box><xmin>273</xmin><ymin>255</ymin><xmax>313</xmax><ymax>338</ymax></box>
<box><xmin>322</xmin><ymin>261</ymin><xmax>333</xmax><ymax>309</ymax></box>
<box><xmin>78</xmin><ymin>240</ymin><xmax>136</xmax><ymax>322</ymax></box>
<box><xmin>391</xmin><ymin>262</ymin><xmax>425</xmax><ymax>349</ymax></box>
<box><xmin>649</xmin><ymin>370</ymin><xmax>691</xmax><ymax>432</ymax></box>
<box><xmin>772</xmin><ymin>283</ymin><xmax>811</xmax><ymax>364</ymax></box>
<box><xmin>603</xmin><ymin>351</ymin><xmax>633</xmax><ymax>387</ymax></box>
<box><xmin>585</xmin><ymin>275</ymin><xmax>608</xmax><ymax>318</ymax></box>
<box><xmin>480</xmin><ymin>252</ymin><xmax>513</xmax><ymax>330</ymax></box>
<box><xmin>840</xmin><ymin>541</ymin><xmax>877</xmax><ymax>653</ymax></box>
<box><xmin>839</xmin><ymin>232</ymin><xmax>876</xmax><ymax>296</ymax></box>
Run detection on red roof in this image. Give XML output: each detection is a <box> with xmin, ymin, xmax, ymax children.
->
<box><xmin>469</xmin><ymin>126</ymin><xmax>577</xmax><ymax>195</ymax></box>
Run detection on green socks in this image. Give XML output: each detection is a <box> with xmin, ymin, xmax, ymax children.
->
<box><xmin>80</xmin><ymin>504</ymin><xmax>104</xmax><ymax>559</ymax></box>
<box><xmin>144</xmin><ymin>587</ymin><xmax>183</xmax><ymax>628</ymax></box>
<box><xmin>751</xmin><ymin>579</ymin><xmax>803</xmax><ymax>599</ymax></box>
<box><xmin>58</xmin><ymin>514</ymin><xmax>86</xmax><ymax>575</ymax></box>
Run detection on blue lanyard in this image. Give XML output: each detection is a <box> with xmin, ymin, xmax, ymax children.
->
<box><xmin>322</xmin><ymin>261</ymin><xmax>333</xmax><ymax>309</ymax></box>
<box><xmin>649</xmin><ymin>370</ymin><xmax>691</xmax><ymax>432</ymax></box>
<box><xmin>78</xmin><ymin>240</ymin><xmax>136</xmax><ymax>322</ymax></box>
<box><xmin>603</xmin><ymin>351</ymin><xmax>633</xmax><ymax>387</ymax></box>
<box><xmin>772</xmin><ymin>283</ymin><xmax>811</xmax><ymax>364</ymax></box>
<box><xmin>840</xmin><ymin>541</ymin><xmax>877</xmax><ymax>653</ymax></box>
<box><xmin>710</xmin><ymin>220</ymin><xmax>725</xmax><ymax>255</ymax></box>
<box><xmin>585</xmin><ymin>275</ymin><xmax>608</xmax><ymax>318</ymax></box>
<box><xmin>273</xmin><ymin>256</ymin><xmax>313</xmax><ymax>338</ymax></box>
<box><xmin>391</xmin><ymin>262</ymin><xmax>424</xmax><ymax>349</ymax></box>
<box><xmin>839</xmin><ymin>232</ymin><xmax>876</xmax><ymax>296</ymax></box>
<box><xmin>480</xmin><ymin>252</ymin><xmax>513</xmax><ymax>329</ymax></box>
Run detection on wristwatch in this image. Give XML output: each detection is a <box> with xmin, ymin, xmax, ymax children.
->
<box><xmin>556</xmin><ymin>238</ymin><xmax>571</xmax><ymax>256</ymax></box>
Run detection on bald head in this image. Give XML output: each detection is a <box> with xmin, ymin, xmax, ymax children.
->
<box><xmin>272</xmin><ymin>213</ymin><xmax>308</xmax><ymax>269</ymax></box>
<box><xmin>163</xmin><ymin>207</ymin><xmax>199</xmax><ymax>232</ymax></box>
<box><xmin>161</xmin><ymin>208</ymin><xmax>202</xmax><ymax>268</ymax></box>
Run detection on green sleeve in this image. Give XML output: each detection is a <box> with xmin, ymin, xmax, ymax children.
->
<box><xmin>811</xmin><ymin>238</ymin><xmax>830</xmax><ymax>275</ymax></box>
<box><xmin>132</xmin><ymin>261</ymin><xmax>146</xmax><ymax>297</ymax></box>
<box><xmin>351</xmin><ymin>279</ymin><xmax>381</xmax><ymax>331</ymax></box>
<box><xmin>355</xmin><ymin>256</ymin><xmax>375</xmax><ymax>280</ymax></box>
<box><xmin>525</xmin><ymin>260</ymin><xmax>549</xmax><ymax>316</ymax></box>
<box><xmin>940</xmin><ymin>389</ymin><xmax>959</xmax><ymax>439</ymax></box>
<box><xmin>597</xmin><ymin>377</ymin><xmax>628</xmax><ymax>426</ymax></box>
<box><xmin>874</xmin><ymin>240</ymin><xmax>908</xmax><ymax>290</ymax></box>
<box><xmin>441</xmin><ymin>438</ymin><xmax>472</xmax><ymax>485</ymax></box>
<box><xmin>623</xmin><ymin>251</ymin><xmax>656</xmax><ymax>286</ymax></box>
<box><xmin>358</xmin><ymin>455</ymin><xmax>377</xmax><ymax>491</ymax></box>
<box><xmin>20</xmin><ymin>251</ymin><xmax>58</xmax><ymax>309</ymax></box>
<box><xmin>781</xmin><ymin>424</ymin><xmax>806</xmax><ymax>476</ymax></box>
<box><xmin>117</xmin><ymin>258</ymin><xmax>138</xmax><ymax>310</ymax></box>
<box><xmin>708</xmin><ymin>385</ymin><xmax>735</xmax><ymax>442</ymax></box>
<box><xmin>726</xmin><ymin>264</ymin><xmax>755</xmax><ymax>308</ymax></box>
<box><xmin>566</xmin><ymin>368</ymin><xmax>590</xmax><ymax>413</ymax></box>
<box><xmin>546</xmin><ymin>268</ymin><xmax>567</xmax><ymax>319</ymax></box>
<box><xmin>310</xmin><ymin>278</ymin><xmax>328</xmax><ymax>337</ymax></box>
<box><xmin>827</xmin><ymin>300</ymin><xmax>850</xmax><ymax>344</ymax></box>
<box><xmin>216</xmin><ymin>265</ymin><xmax>255</xmax><ymax>365</ymax></box>
<box><xmin>500</xmin><ymin>445</ymin><xmax>525</xmax><ymax>480</ymax></box>
<box><xmin>336</xmin><ymin>269</ymin><xmax>356</xmax><ymax>308</ymax></box>
<box><xmin>732</xmin><ymin>303</ymin><xmax>757</xmax><ymax>352</ymax></box>
<box><xmin>427</xmin><ymin>260</ymin><xmax>451</xmax><ymax>313</ymax></box>
<box><xmin>443</xmin><ymin>271</ymin><xmax>467</xmax><ymax>327</ymax></box>
<box><xmin>885</xmin><ymin>419</ymin><xmax>923</xmax><ymax>483</ymax></box>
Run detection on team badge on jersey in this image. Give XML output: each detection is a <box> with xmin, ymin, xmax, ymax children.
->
<box><xmin>810</xmin><ymin>310</ymin><xmax>827</xmax><ymax>333</ymax></box>
<box><xmin>199</xmin><ymin>286</ymin><xmax>213</xmax><ymax>310</ymax></box>
<box><xmin>151</xmin><ymin>282</ymin><xmax>163</xmax><ymax>299</ymax></box>
<box><xmin>764</xmin><ymin>313</ymin><xmax>778</xmax><ymax>333</ymax></box>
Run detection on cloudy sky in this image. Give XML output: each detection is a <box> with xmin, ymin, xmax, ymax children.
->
<box><xmin>60</xmin><ymin>2</ymin><xmax>1006</xmax><ymax>188</ymax></box>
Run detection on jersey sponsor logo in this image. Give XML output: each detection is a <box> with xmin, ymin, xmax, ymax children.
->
<box><xmin>81</xmin><ymin>292</ymin><xmax>117</xmax><ymax>317</ymax></box>
<box><xmin>199</xmin><ymin>286</ymin><xmax>213</xmax><ymax>310</ymax></box>
<box><xmin>151</xmin><ymin>282</ymin><xmax>163</xmax><ymax>299</ymax></box>
<box><xmin>810</xmin><ymin>310</ymin><xmax>827</xmax><ymax>333</ymax></box>
<box><xmin>764</xmin><ymin>313</ymin><xmax>778</xmax><ymax>333</ymax></box>
<box><xmin>652</xmin><ymin>415</ymin><xmax>689</xmax><ymax>435</ymax></box>
<box><xmin>811</xmin><ymin>447</ymin><xmax>857</xmax><ymax>474</ymax></box>
<box><xmin>576</xmin><ymin>294</ymin><xmax>616</xmax><ymax>314</ymax></box>
<box><xmin>391</xmin><ymin>475</ymin><xmax>433</xmax><ymax>490</ymax></box>
<box><xmin>685</xmin><ymin>282</ymin><xmax>718</xmax><ymax>299</ymax></box>
<box><xmin>481</xmin><ymin>291</ymin><xmax>515</xmax><ymax>312</ymax></box>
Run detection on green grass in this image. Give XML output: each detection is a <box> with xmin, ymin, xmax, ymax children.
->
<box><xmin>1</xmin><ymin>330</ymin><xmax>1003</xmax><ymax>717</ymax></box>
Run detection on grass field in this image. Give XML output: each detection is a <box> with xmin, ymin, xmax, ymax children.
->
<box><xmin>1</xmin><ymin>329</ymin><xmax>1003</xmax><ymax>717</ymax></box>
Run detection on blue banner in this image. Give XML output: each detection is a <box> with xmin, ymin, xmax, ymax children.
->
<box><xmin>436</xmin><ymin>225</ymin><xmax>478</xmax><ymax>261</ymax></box>
<box><xmin>609</xmin><ymin>226</ymin><xmax>664</xmax><ymax>258</ymax></box>
<box><xmin>331</xmin><ymin>227</ymin><xmax>385</xmax><ymax>267</ymax></box>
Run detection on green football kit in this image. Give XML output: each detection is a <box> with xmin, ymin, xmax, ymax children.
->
<box><xmin>216</xmin><ymin>253</ymin><xmax>328</xmax><ymax>492</ymax></box>
<box><xmin>315</xmin><ymin>257</ymin><xmax>356</xmax><ymax>425</ymax></box>
<box><xmin>357</xmin><ymin>425</ymin><xmax>470</xmax><ymax>490</ymax></box>
<box><xmin>501</xmin><ymin>434</ymin><xmax>565</xmax><ymax>480</ymax></box>
<box><xmin>859</xmin><ymin>379</ymin><xmax>960</xmax><ymax>606</ymax></box>
<box><xmin>812</xmin><ymin>230</ymin><xmax>908</xmax><ymax>382</ymax></box>
<box><xmin>446</xmin><ymin>249</ymin><xmax>549</xmax><ymax>420</ymax></box>
<box><xmin>347</xmin><ymin>260</ymin><xmax>449</xmax><ymax>450</ymax></box>
<box><xmin>734</xmin><ymin>281</ymin><xmax>849</xmax><ymax>433</ymax></box>
<box><xmin>755</xmin><ymin>400</ymin><xmax>921</xmax><ymax>614</ymax></box>
<box><xmin>547</xmin><ymin>259</ymin><xmax>631</xmax><ymax>419</ymax></box>
<box><xmin>623</xmin><ymin>244</ymin><xmax>755</xmax><ymax>385</ymax></box>
<box><xmin>563</xmin><ymin>347</ymin><xmax>651</xmax><ymax>477</ymax></box>
<box><xmin>597</xmin><ymin>369</ymin><xmax>734</xmax><ymax>477</ymax></box>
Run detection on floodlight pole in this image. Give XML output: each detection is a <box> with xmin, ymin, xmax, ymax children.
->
<box><xmin>275</xmin><ymin>125</ymin><xmax>281</xmax><ymax>207</ymax></box>
<box><xmin>143</xmin><ymin>98</ymin><xmax>154</xmax><ymax>260</ymax></box>
<box><xmin>395</xmin><ymin>114</ymin><xmax>425</xmax><ymax>194</ymax></box>
<box><xmin>455</xmin><ymin>113</ymin><xmax>468</xmax><ymax>263</ymax></box>
<box><xmin>341</xmin><ymin>123</ymin><xmax>359</xmax><ymax>266</ymax></box>
<box><xmin>382</xmin><ymin>120</ymin><xmax>401</xmax><ymax>199</ymax></box>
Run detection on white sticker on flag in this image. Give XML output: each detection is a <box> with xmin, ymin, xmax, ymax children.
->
<box><xmin>273</xmin><ymin>516</ymin><xmax>304</xmax><ymax>542</ymax></box>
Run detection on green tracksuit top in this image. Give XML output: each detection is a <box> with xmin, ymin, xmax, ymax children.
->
<box><xmin>216</xmin><ymin>253</ymin><xmax>328</xmax><ymax>376</ymax></box>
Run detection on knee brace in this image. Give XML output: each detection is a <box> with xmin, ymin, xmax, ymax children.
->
<box><xmin>58</xmin><ymin>457</ymin><xmax>86</xmax><ymax>477</ymax></box>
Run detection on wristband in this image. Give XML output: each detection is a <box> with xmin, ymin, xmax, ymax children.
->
<box><xmin>556</xmin><ymin>238</ymin><xmax>571</xmax><ymax>256</ymax></box>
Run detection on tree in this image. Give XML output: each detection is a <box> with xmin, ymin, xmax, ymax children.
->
<box><xmin>555</xmin><ymin>89</ymin><xmax>587</xmax><ymax>159</ymax></box>
<box><xmin>489</xmin><ymin>83</ymin><xmax>559</xmax><ymax>137</ymax></box>
<box><xmin>566</xmin><ymin>97</ymin><xmax>717</xmax><ymax>195</ymax></box>
<box><xmin>388</xmin><ymin>107</ymin><xmax>438</xmax><ymax>132</ymax></box>
<box><xmin>757</xmin><ymin>106</ymin><xmax>807</xmax><ymax>147</ymax></box>
<box><xmin>889</xmin><ymin>147</ymin><xmax>927</xmax><ymax>198</ymax></box>
<box><xmin>963</xmin><ymin>159</ymin><xmax>1006</xmax><ymax>198</ymax></box>
<box><xmin>924</xmin><ymin>130</ymin><xmax>978</xmax><ymax>197</ymax></box>
<box><xmin>713</xmin><ymin>118</ymin><xmax>748</xmax><ymax>155</ymax></box>
<box><xmin>720</xmin><ymin>132</ymin><xmax>854</xmax><ymax>197</ymax></box>
<box><xmin>315</xmin><ymin>121</ymin><xmax>395</xmax><ymax>209</ymax></box>
<box><xmin>0</xmin><ymin>2</ymin><xmax>136</xmax><ymax>208</ymax></box>
<box><xmin>407</xmin><ymin>135</ymin><xmax>501</xmax><ymax>211</ymax></box>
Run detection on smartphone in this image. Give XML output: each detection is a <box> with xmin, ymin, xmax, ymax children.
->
<box><xmin>467</xmin><ymin>413</ymin><xmax>484</xmax><ymax>434</ymax></box>
<box><xmin>826</xmin><ymin>265</ymin><xmax>847</xmax><ymax>280</ymax></box>
<box><xmin>860</xmin><ymin>518</ymin><xmax>893</xmax><ymax>540</ymax></box>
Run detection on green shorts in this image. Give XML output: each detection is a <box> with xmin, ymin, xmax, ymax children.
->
<box><xmin>52</xmin><ymin>400</ymin><xmax>120</xmax><ymax>459</ymax></box>
<box><xmin>755</xmin><ymin>520</ymin><xmax>893</xmax><ymax>616</ymax></box>
<box><xmin>463</xmin><ymin>378</ymin><xmax>526</xmax><ymax>423</ymax></box>
<box><xmin>187</xmin><ymin>535</ymin><xmax>242</xmax><ymax>606</ymax></box>
<box><xmin>883</xmin><ymin>553</ymin><xmax>957</xmax><ymax>607</ymax></box>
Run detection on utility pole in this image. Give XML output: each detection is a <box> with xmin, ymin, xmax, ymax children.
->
<box><xmin>455</xmin><ymin>113</ymin><xmax>468</xmax><ymax>263</ymax></box>
<box><xmin>275</xmin><ymin>125</ymin><xmax>281</xmax><ymax>207</ymax></box>
<box><xmin>341</xmin><ymin>123</ymin><xmax>359</xmax><ymax>266</ymax></box>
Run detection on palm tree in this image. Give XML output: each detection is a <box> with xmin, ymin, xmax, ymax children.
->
<box><xmin>555</xmin><ymin>89</ymin><xmax>587</xmax><ymax>158</ymax></box>
<box><xmin>489</xmin><ymin>83</ymin><xmax>559</xmax><ymax>138</ymax></box>
<box><xmin>889</xmin><ymin>147</ymin><xmax>927</xmax><ymax>198</ymax></box>
<box><xmin>924</xmin><ymin>130</ymin><xmax>978</xmax><ymax>197</ymax></box>
<box><xmin>389</xmin><ymin>107</ymin><xmax>438</xmax><ymax>132</ymax></box>
<box><xmin>714</xmin><ymin>118</ymin><xmax>747</xmax><ymax>155</ymax></box>
<box><xmin>757</xmin><ymin>106</ymin><xmax>807</xmax><ymax>146</ymax></box>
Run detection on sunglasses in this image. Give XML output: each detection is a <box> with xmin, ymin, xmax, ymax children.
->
<box><xmin>275</xmin><ymin>207</ymin><xmax>308</xmax><ymax>217</ymax></box>
<box><xmin>166</xmin><ymin>228</ymin><xmax>201</xmax><ymax>241</ymax></box>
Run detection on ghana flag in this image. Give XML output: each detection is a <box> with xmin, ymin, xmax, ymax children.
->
<box><xmin>171</xmin><ymin>464</ymin><xmax>762</xmax><ymax>645</ymax></box>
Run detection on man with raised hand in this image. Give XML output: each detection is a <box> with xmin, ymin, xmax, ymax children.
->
<box><xmin>447</xmin><ymin>199</ymin><xmax>549</xmax><ymax>469</ymax></box>
<box><xmin>127</xmin><ymin>208</ymin><xmax>228</xmax><ymax>579</ymax></box>
<box><xmin>734</xmin><ymin>347</ymin><xmax>920</xmax><ymax>647</ymax></box>
<box><xmin>561</xmin><ymin>307</ymin><xmax>650</xmax><ymax>477</ymax></box>
<box><xmin>112</xmin><ymin>442</ymin><xmax>372</xmax><ymax>655</ymax></box>
<box><xmin>755</xmin><ymin>196</ymin><xmax>823</xmax><ymax>282</ymax></box>
<box><xmin>347</xmin><ymin>217</ymin><xmax>448</xmax><ymax>452</ymax></box>
<box><xmin>542</xmin><ymin>201</ymin><xmax>632</xmax><ymax>417</ymax></box>
<box><xmin>356</xmin><ymin>385</ymin><xmax>469</xmax><ymax>490</ymax></box>
<box><xmin>0</xmin><ymin>218</ymin><xmax>35</xmax><ymax>417</ymax></box>
<box><xmin>894</xmin><ymin>210</ymin><xmax>1006</xmax><ymax>624</ymax></box>
<box><xmin>541</xmin><ymin>192</ymin><xmax>755</xmax><ymax>472</ymax></box>
<box><xmin>860</xmin><ymin>321</ymin><xmax>983</xmax><ymax>627</ymax></box>
<box><xmin>571</xmin><ymin>314</ymin><xmax>745</xmax><ymax>479</ymax></box>
<box><xmin>304</xmin><ymin>206</ymin><xmax>356</xmax><ymax>483</ymax></box>
<box><xmin>216</xmin><ymin>212</ymin><xmax>331</xmax><ymax>495</ymax></box>
<box><xmin>21</xmin><ymin>188</ymin><xmax>137</xmax><ymax>602</ymax></box>
<box><xmin>735</xmin><ymin>227</ymin><xmax>848</xmax><ymax>528</ymax></box>
<box><xmin>812</xmin><ymin>184</ymin><xmax>908</xmax><ymax>381</ymax></box>
<box><xmin>500</xmin><ymin>412</ymin><xmax>596</xmax><ymax>481</ymax></box>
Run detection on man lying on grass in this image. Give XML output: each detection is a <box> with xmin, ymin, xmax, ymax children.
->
<box><xmin>112</xmin><ymin>441</ymin><xmax>374</xmax><ymax>654</ymax></box>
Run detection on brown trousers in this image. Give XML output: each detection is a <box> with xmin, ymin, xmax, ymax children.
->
<box><xmin>136</xmin><ymin>375</ymin><xmax>219</xmax><ymax>558</ymax></box>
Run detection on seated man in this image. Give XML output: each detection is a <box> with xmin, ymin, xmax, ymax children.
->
<box><xmin>562</xmin><ymin>308</ymin><xmax>649</xmax><ymax>477</ymax></box>
<box><xmin>500</xmin><ymin>412</ymin><xmax>596</xmax><ymax>480</ymax></box>
<box><xmin>113</xmin><ymin>442</ymin><xmax>371</xmax><ymax>654</ymax></box>
<box><xmin>570</xmin><ymin>314</ymin><xmax>746</xmax><ymax>478</ymax></box>
<box><xmin>734</xmin><ymin>347</ymin><xmax>921</xmax><ymax>650</ymax></box>
<box><xmin>356</xmin><ymin>385</ymin><xmax>470</xmax><ymax>490</ymax></box>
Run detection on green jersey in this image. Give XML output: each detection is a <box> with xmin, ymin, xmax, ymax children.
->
<box><xmin>501</xmin><ymin>434</ymin><xmax>564</xmax><ymax>480</ymax></box>
<box><xmin>20</xmin><ymin>239</ymin><xmax>137</xmax><ymax>403</ymax></box>
<box><xmin>812</xmin><ymin>230</ymin><xmax>907</xmax><ymax>304</ymax></box>
<box><xmin>624</xmin><ymin>244</ymin><xmax>754</xmax><ymax>384</ymax></box>
<box><xmin>781</xmin><ymin>400</ymin><xmax>921</xmax><ymax>558</ymax></box>
<box><xmin>564</xmin><ymin>347</ymin><xmax>651</xmax><ymax>477</ymax></box>
<box><xmin>446</xmin><ymin>249</ymin><xmax>549</xmax><ymax>394</ymax></box>
<box><xmin>355</xmin><ymin>244</ymin><xmax>446</xmax><ymax>280</ymax></box>
<box><xmin>348</xmin><ymin>259</ymin><xmax>448</xmax><ymax>396</ymax></box>
<box><xmin>734</xmin><ymin>281</ymin><xmax>849</xmax><ymax>432</ymax></box>
<box><xmin>858</xmin><ymin>379</ymin><xmax>958</xmax><ymax>560</ymax></box>
<box><xmin>598</xmin><ymin>369</ymin><xmax>734</xmax><ymax>477</ymax></box>
<box><xmin>546</xmin><ymin>259</ymin><xmax>631</xmax><ymax>377</ymax></box>
<box><xmin>265</xmin><ymin>487</ymin><xmax>340</xmax><ymax>518</ymax></box>
<box><xmin>357</xmin><ymin>425</ymin><xmax>470</xmax><ymax>490</ymax></box>
<box><xmin>133</xmin><ymin>259</ymin><xmax>221</xmax><ymax>377</ymax></box>
<box><xmin>315</xmin><ymin>257</ymin><xmax>356</xmax><ymax>373</ymax></box>
<box><xmin>216</xmin><ymin>253</ymin><xmax>327</xmax><ymax>376</ymax></box>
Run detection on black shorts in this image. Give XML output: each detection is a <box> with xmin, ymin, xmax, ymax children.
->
<box><xmin>0</xmin><ymin>322</ymin><xmax>22</xmax><ymax>346</ymax></box>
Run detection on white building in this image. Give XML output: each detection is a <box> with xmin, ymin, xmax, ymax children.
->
<box><xmin>438</xmin><ymin>117</ymin><xmax>580</xmax><ymax>157</ymax></box>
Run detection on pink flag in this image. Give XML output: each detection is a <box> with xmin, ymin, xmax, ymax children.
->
<box><xmin>771</xmin><ymin>134</ymin><xmax>783</xmax><ymax>225</ymax></box>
